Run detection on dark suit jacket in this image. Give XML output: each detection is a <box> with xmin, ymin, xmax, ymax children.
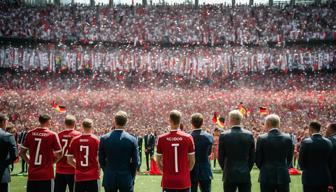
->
<box><xmin>299</xmin><ymin>134</ymin><xmax>333</xmax><ymax>186</ymax></box>
<box><xmin>328</xmin><ymin>134</ymin><xmax>336</xmax><ymax>186</ymax></box>
<box><xmin>190</xmin><ymin>129</ymin><xmax>214</xmax><ymax>182</ymax></box>
<box><xmin>218</xmin><ymin>126</ymin><xmax>255</xmax><ymax>184</ymax></box>
<box><xmin>144</xmin><ymin>134</ymin><xmax>155</xmax><ymax>153</ymax></box>
<box><xmin>0</xmin><ymin>128</ymin><xmax>18</xmax><ymax>183</ymax></box>
<box><xmin>137</xmin><ymin>136</ymin><xmax>143</xmax><ymax>165</ymax></box>
<box><xmin>138</xmin><ymin>136</ymin><xmax>143</xmax><ymax>155</ymax></box>
<box><xmin>256</xmin><ymin>128</ymin><xmax>294</xmax><ymax>185</ymax></box>
<box><xmin>18</xmin><ymin>130</ymin><xmax>27</xmax><ymax>145</ymax></box>
<box><xmin>99</xmin><ymin>130</ymin><xmax>140</xmax><ymax>189</ymax></box>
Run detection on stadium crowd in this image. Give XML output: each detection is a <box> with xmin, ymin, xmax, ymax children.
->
<box><xmin>0</xmin><ymin>70</ymin><xmax>335</xmax><ymax>139</ymax></box>
<box><xmin>0</xmin><ymin>45</ymin><xmax>335</xmax><ymax>74</ymax></box>
<box><xmin>1</xmin><ymin>4</ymin><xmax>336</xmax><ymax>45</ymax></box>
<box><xmin>1</xmin><ymin>2</ymin><xmax>336</xmax><ymax>192</ymax></box>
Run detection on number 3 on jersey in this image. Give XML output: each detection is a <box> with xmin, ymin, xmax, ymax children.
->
<box><xmin>172</xmin><ymin>143</ymin><xmax>179</xmax><ymax>173</ymax></box>
<box><xmin>80</xmin><ymin>145</ymin><xmax>89</xmax><ymax>167</ymax></box>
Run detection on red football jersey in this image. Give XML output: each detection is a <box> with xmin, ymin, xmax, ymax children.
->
<box><xmin>67</xmin><ymin>134</ymin><xmax>100</xmax><ymax>182</ymax></box>
<box><xmin>56</xmin><ymin>129</ymin><xmax>81</xmax><ymax>174</ymax></box>
<box><xmin>22</xmin><ymin>127</ymin><xmax>62</xmax><ymax>181</ymax></box>
<box><xmin>157</xmin><ymin>130</ymin><xmax>195</xmax><ymax>189</ymax></box>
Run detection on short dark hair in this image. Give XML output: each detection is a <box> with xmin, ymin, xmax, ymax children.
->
<box><xmin>170</xmin><ymin>110</ymin><xmax>181</xmax><ymax>125</ymax></box>
<box><xmin>82</xmin><ymin>118</ymin><xmax>93</xmax><ymax>129</ymax></box>
<box><xmin>65</xmin><ymin>115</ymin><xmax>76</xmax><ymax>126</ymax></box>
<box><xmin>0</xmin><ymin>113</ymin><xmax>8</xmax><ymax>124</ymax></box>
<box><xmin>329</xmin><ymin>123</ymin><xmax>336</xmax><ymax>132</ymax></box>
<box><xmin>39</xmin><ymin>114</ymin><xmax>51</xmax><ymax>125</ymax></box>
<box><xmin>115</xmin><ymin>111</ymin><xmax>128</xmax><ymax>126</ymax></box>
<box><xmin>309</xmin><ymin>121</ymin><xmax>321</xmax><ymax>132</ymax></box>
<box><xmin>191</xmin><ymin>113</ymin><xmax>203</xmax><ymax>128</ymax></box>
<box><xmin>6</xmin><ymin>123</ymin><xmax>16</xmax><ymax>134</ymax></box>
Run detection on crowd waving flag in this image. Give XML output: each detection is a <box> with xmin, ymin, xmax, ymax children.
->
<box><xmin>237</xmin><ymin>103</ymin><xmax>248</xmax><ymax>117</ymax></box>
<box><xmin>212</xmin><ymin>112</ymin><xmax>225</xmax><ymax>128</ymax></box>
<box><xmin>259</xmin><ymin>106</ymin><xmax>268</xmax><ymax>116</ymax></box>
<box><xmin>51</xmin><ymin>101</ymin><xmax>66</xmax><ymax>113</ymax></box>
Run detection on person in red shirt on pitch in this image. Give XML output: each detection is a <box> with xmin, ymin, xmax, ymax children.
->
<box><xmin>20</xmin><ymin>114</ymin><xmax>62</xmax><ymax>192</ymax></box>
<box><xmin>67</xmin><ymin>118</ymin><xmax>100</xmax><ymax>192</ymax></box>
<box><xmin>156</xmin><ymin>110</ymin><xmax>195</xmax><ymax>192</ymax></box>
<box><xmin>55</xmin><ymin>115</ymin><xmax>81</xmax><ymax>192</ymax></box>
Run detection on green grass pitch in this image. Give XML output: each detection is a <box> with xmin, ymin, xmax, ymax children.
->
<box><xmin>10</xmin><ymin>153</ymin><xmax>303</xmax><ymax>192</ymax></box>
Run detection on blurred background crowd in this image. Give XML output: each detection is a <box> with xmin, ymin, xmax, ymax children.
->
<box><xmin>1</xmin><ymin>4</ymin><xmax>336</xmax><ymax>45</ymax></box>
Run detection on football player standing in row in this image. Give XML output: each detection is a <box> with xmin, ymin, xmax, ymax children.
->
<box><xmin>67</xmin><ymin>118</ymin><xmax>100</xmax><ymax>192</ymax></box>
<box><xmin>156</xmin><ymin>110</ymin><xmax>195</xmax><ymax>192</ymax></box>
<box><xmin>55</xmin><ymin>115</ymin><xmax>81</xmax><ymax>192</ymax></box>
<box><xmin>20</xmin><ymin>115</ymin><xmax>62</xmax><ymax>192</ymax></box>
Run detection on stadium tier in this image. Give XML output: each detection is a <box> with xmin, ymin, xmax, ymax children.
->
<box><xmin>0</xmin><ymin>4</ymin><xmax>336</xmax><ymax>45</ymax></box>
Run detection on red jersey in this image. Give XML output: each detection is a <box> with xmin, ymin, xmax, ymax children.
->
<box><xmin>22</xmin><ymin>128</ymin><xmax>62</xmax><ymax>181</ymax></box>
<box><xmin>56</xmin><ymin>129</ymin><xmax>81</xmax><ymax>174</ymax></box>
<box><xmin>156</xmin><ymin>130</ymin><xmax>195</xmax><ymax>189</ymax></box>
<box><xmin>67</xmin><ymin>134</ymin><xmax>100</xmax><ymax>182</ymax></box>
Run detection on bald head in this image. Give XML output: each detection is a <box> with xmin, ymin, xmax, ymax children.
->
<box><xmin>265</xmin><ymin>114</ymin><xmax>280</xmax><ymax>131</ymax></box>
<box><xmin>229</xmin><ymin>110</ymin><xmax>243</xmax><ymax>126</ymax></box>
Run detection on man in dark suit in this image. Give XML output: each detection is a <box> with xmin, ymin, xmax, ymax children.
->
<box><xmin>326</xmin><ymin>123</ymin><xmax>336</xmax><ymax>190</ymax></box>
<box><xmin>136</xmin><ymin>131</ymin><xmax>143</xmax><ymax>172</ymax></box>
<box><xmin>256</xmin><ymin>114</ymin><xmax>294</xmax><ymax>192</ymax></box>
<box><xmin>99</xmin><ymin>111</ymin><xmax>140</xmax><ymax>192</ymax></box>
<box><xmin>18</xmin><ymin>127</ymin><xmax>28</xmax><ymax>174</ymax></box>
<box><xmin>190</xmin><ymin>113</ymin><xmax>214</xmax><ymax>192</ymax></box>
<box><xmin>218</xmin><ymin>110</ymin><xmax>255</xmax><ymax>192</ymax></box>
<box><xmin>299</xmin><ymin>121</ymin><xmax>333</xmax><ymax>192</ymax></box>
<box><xmin>144</xmin><ymin>130</ymin><xmax>155</xmax><ymax>171</ymax></box>
<box><xmin>0</xmin><ymin>113</ymin><xmax>18</xmax><ymax>192</ymax></box>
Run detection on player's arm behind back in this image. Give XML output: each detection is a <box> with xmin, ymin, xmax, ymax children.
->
<box><xmin>188</xmin><ymin>136</ymin><xmax>195</xmax><ymax>171</ymax></box>
<box><xmin>188</xmin><ymin>153</ymin><xmax>195</xmax><ymax>171</ymax></box>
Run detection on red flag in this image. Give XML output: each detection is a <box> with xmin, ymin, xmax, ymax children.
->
<box><xmin>149</xmin><ymin>159</ymin><xmax>161</xmax><ymax>175</ymax></box>
<box><xmin>51</xmin><ymin>100</ymin><xmax>58</xmax><ymax>109</ymax></box>
<box><xmin>212</xmin><ymin>112</ymin><xmax>219</xmax><ymax>124</ymax></box>
<box><xmin>57</xmin><ymin>106</ymin><xmax>66</xmax><ymax>113</ymax></box>
<box><xmin>259</xmin><ymin>107</ymin><xmax>268</xmax><ymax>115</ymax></box>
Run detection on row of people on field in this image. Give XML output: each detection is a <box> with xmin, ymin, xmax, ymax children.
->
<box><xmin>1</xmin><ymin>110</ymin><xmax>336</xmax><ymax>192</ymax></box>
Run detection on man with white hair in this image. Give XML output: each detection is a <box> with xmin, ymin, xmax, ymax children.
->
<box><xmin>218</xmin><ymin>110</ymin><xmax>255</xmax><ymax>192</ymax></box>
<box><xmin>256</xmin><ymin>114</ymin><xmax>294</xmax><ymax>192</ymax></box>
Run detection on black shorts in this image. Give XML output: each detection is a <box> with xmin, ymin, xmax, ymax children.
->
<box><xmin>75</xmin><ymin>180</ymin><xmax>99</xmax><ymax>192</ymax></box>
<box><xmin>0</xmin><ymin>183</ymin><xmax>9</xmax><ymax>192</ymax></box>
<box><xmin>163</xmin><ymin>188</ymin><xmax>190</xmax><ymax>192</ymax></box>
<box><xmin>54</xmin><ymin>173</ymin><xmax>75</xmax><ymax>192</ymax></box>
<box><xmin>27</xmin><ymin>180</ymin><xmax>54</xmax><ymax>192</ymax></box>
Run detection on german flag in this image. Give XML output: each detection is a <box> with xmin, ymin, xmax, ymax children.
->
<box><xmin>217</xmin><ymin>117</ymin><xmax>225</xmax><ymax>128</ymax></box>
<box><xmin>52</xmin><ymin>101</ymin><xmax>66</xmax><ymax>113</ymax></box>
<box><xmin>259</xmin><ymin>106</ymin><xmax>268</xmax><ymax>115</ymax></box>
<box><xmin>57</xmin><ymin>106</ymin><xmax>66</xmax><ymax>113</ymax></box>
<box><xmin>238</xmin><ymin>103</ymin><xmax>248</xmax><ymax>117</ymax></box>
<box><xmin>212</xmin><ymin>112</ymin><xmax>225</xmax><ymax>128</ymax></box>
